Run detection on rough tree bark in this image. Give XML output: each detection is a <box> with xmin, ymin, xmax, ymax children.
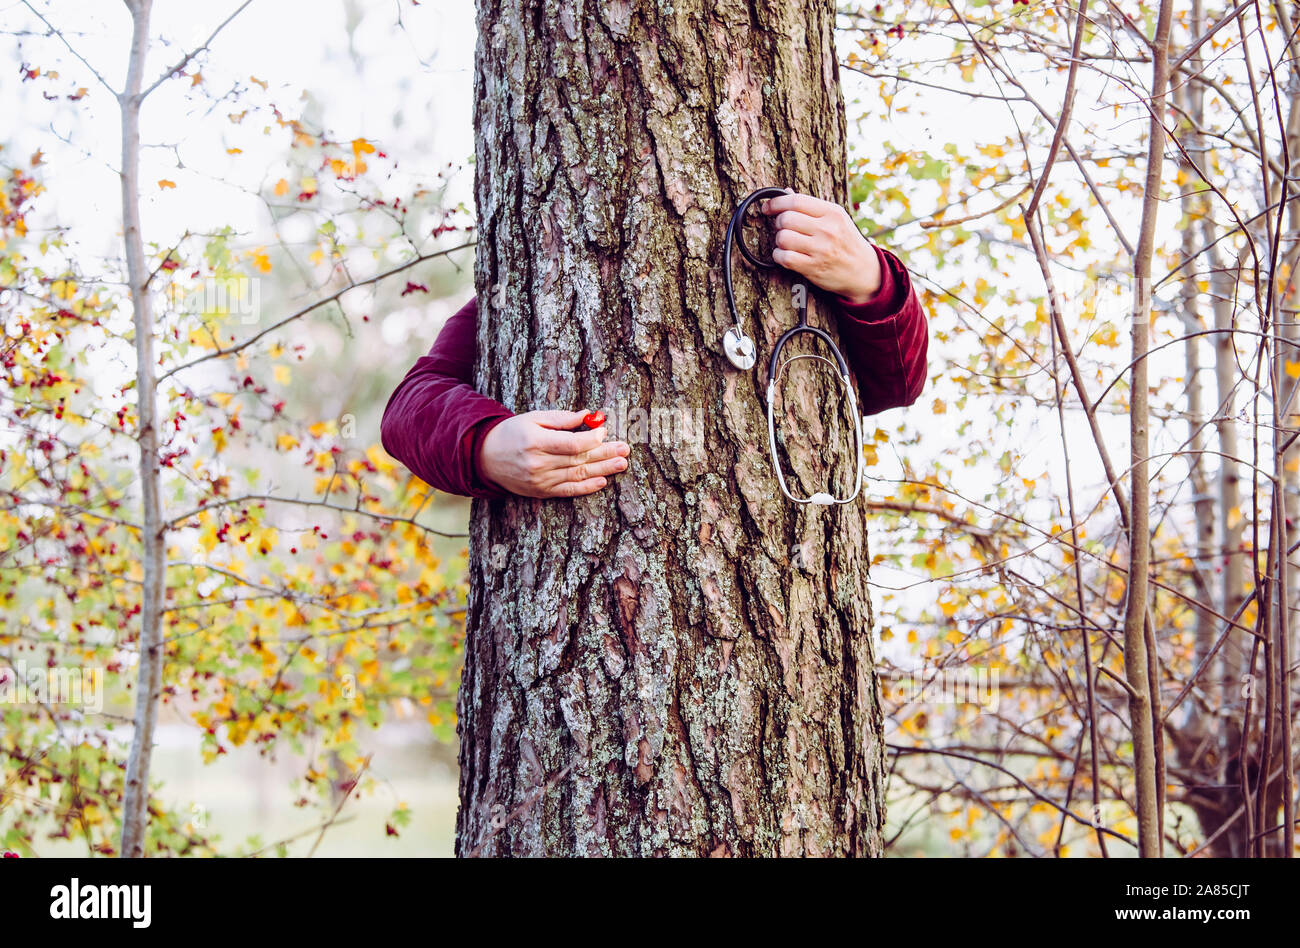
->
<box><xmin>456</xmin><ymin>0</ymin><xmax>886</xmax><ymax>856</ymax></box>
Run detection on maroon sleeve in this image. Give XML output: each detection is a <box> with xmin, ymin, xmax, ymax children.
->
<box><xmin>380</xmin><ymin>296</ymin><xmax>515</xmax><ymax>499</ymax></box>
<box><xmin>827</xmin><ymin>243</ymin><xmax>929</xmax><ymax>416</ymax></box>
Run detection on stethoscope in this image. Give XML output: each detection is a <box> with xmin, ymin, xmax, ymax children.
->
<box><xmin>722</xmin><ymin>186</ymin><xmax>865</xmax><ymax>507</ymax></box>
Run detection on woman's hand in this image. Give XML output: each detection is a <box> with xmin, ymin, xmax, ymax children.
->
<box><xmin>479</xmin><ymin>410</ymin><xmax>630</xmax><ymax>498</ymax></box>
<box><xmin>760</xmin><ymin>191</ymin><xmax>883</xmax><ymax>304</ymax></box>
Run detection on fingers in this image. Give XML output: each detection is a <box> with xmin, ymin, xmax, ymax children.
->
<box><xmin>574</xmin><ymin>453</ymin><xmax>630</xmax><ymax>479</ymax></box>
<box><xmin>529</xmin><ymin>409</ymin><xmax>592</xmax><ymax>430</ymax></box>
<box><xmin>577</xmin><ymin>439</ymin><xmax>631</xmax><ymax>464</ymax></box>
<box><xmin>532</xmin><ymin>424</ymin><xmax>610</xmax><ymax>457</ymax></box>
<box><xmin>552</xmin><ymin>444</ymin><xmax>629</xmax><ymax>481</ymax></box>
<box><xmin>760</xmin><ymin>191</ymin><xmax>831</xmax><ymax>218</ymax></box>
<box><xmin>771</xmin><ymin>247</ymin><xmax>816</xmax><ymax>275</ymax></box>
<box><xmin>546</xmin><ymin>476</ymin><xmax>609</xmax><ymax>498</ymax></box>
<box><xmin>541</xmin><ymin>452</ymin><xmax>629</xmax><ymax>497</ymax></box>
<box><xmin>772</xmin><ymin>210</ymin><xmax>822</xmax><ymax>236</ymax></box>
<box><xmin>774</xmin><ymin>227</ymin><xmax>817</xmax><ymax>255</ymax></box>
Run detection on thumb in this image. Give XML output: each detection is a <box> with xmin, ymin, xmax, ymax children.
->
<box><xmin>528</xmin><ymin>409</ymin><xmax>591</xmax><ymax>431</ymax></box>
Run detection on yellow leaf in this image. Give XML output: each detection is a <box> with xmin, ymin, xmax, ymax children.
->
<box><xmin>273</xmin><ymin>364</ymin><xmax>290</xmax><ymax>386</ymax></box>
<box><xmin>1286</xmin><ymin>360</ymin><xmax>1300</xmax><ymax>379</ymax></box>
<box><xmin>367</xmin><ymin>444</ymin><xmax>395</xmax><ymax>473</ymax></box>
<box><xmin>274</xmin><ymin>178</ymin><xmax>289</xmax><ymax>197</ymax></box>
<box><xmin>157</xmin><ymin>179</ymin><xmax>176</xmax><ymax>190</ymax></box>
<box><xmin>254</xmin><ymin>527</ymin><xmax>277</xmax><ymax>555</ymax></box>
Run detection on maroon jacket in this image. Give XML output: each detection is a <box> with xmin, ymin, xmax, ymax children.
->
<box><xmin>381</xmin><ymin>243</ymin><xmax>928</xmax><ymax>499</ymax></box>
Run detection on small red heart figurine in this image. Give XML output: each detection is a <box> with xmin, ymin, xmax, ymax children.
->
<box><xmin>582</xmin><ymin>410</ymin><xmax>605</xmax><ymax>429</ymax></box>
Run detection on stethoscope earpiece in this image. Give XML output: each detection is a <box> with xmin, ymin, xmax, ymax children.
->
<box><xmin>723</xmin><ymin>187</ymin><xmax>865</xmax><ymax>507</ymax></box>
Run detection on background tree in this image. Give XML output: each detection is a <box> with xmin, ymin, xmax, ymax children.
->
<box><xmin>458</xmin><ymin>0</ymin><xmax>888</xmax><ymax>856</ymax></box>
<box><xmin>2</xmin><ymin>0</ymin><xmax>472</xmax><ymax>856</ymax></box>
<box><xmin>840</xmin><ymin>0</ymin><xmax>1298</xmax><ymax>857</ymax></box>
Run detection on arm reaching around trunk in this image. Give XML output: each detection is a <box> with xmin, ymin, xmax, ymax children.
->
<box><xmin>760</xmin><ymin>191</ymin><xmax>929</xmax><ymax>415</ymax></box>
<box><xmin>828</xmin><ymin>243</ymin><xmax>929</xmax><ymax>415</ymax></box>
<box><xmin>380</xmin><ymin>298</ymin><xmax>630</xmax><ymax>499</ymax></box>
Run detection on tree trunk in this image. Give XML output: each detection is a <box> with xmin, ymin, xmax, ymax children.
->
<box><xmin>119</xmin><ymin>0</ymin><xmax>167</xmax><ymax>859</ymax></box>
<box><xmin>1122</xmin><ymin>0</ymin><xmax>1175</xmax><ymax>859</ymax></box>
<box><xmin>456</xmin><ymin>0</ymin><xmax>886</xmax><ymax>856</ymax></box>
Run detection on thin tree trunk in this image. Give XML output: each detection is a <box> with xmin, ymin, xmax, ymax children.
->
<box><xmin>1123</xmin><ymin>0</ymin><xmax>1174</xmax><ymax>858</ymax></box>
<box><xmin>1170</xmin><ymin>9</ymin><xmax>1242</xmax><ymax>855</ymax></box>
<box><xmin>1200</xmin><ymin>207</ymin><xmax>1251</xmax><ymax>861</ymax></box>
<box><xmin>458</xmin><ymin>0</ymin><xmax>886</xmax><ymax>856</ymax></box>
<box><xmin>119</xmin><ymin>0</ymin><xmax>166</xmax><ymax>859</ymax></box>
<box><xmin>1272</xmin><ymin>1</ymin><xmax>1300</xmax><ymax>856</ymax></box>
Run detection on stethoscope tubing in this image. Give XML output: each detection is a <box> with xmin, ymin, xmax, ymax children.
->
<box><xmin>723</xmin><ymin>186</ymin><xmax>789</xmax><ymax>344</ymax></box>
<box><xmin>765</xmin><ymin>358</ymin><xmax>865</xmax><ymax>507</ymax></box>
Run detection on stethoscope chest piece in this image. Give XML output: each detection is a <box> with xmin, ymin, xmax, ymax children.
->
<box><xmin>723</xmin><ymin>326</ymin><xmax>757</xmax><ymax>371</ymax></box>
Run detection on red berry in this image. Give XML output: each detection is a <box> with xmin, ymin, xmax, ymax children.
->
<box><xmin>583</xmin><ymin>411</ymin><xmax>605</xmax><ymax>429</ymax></box>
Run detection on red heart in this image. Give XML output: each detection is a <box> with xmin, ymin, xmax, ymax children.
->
<box><xmin>583</xmin><ymin>411</ymin><xmax>605</xmax><ymax>429</ymax></box>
